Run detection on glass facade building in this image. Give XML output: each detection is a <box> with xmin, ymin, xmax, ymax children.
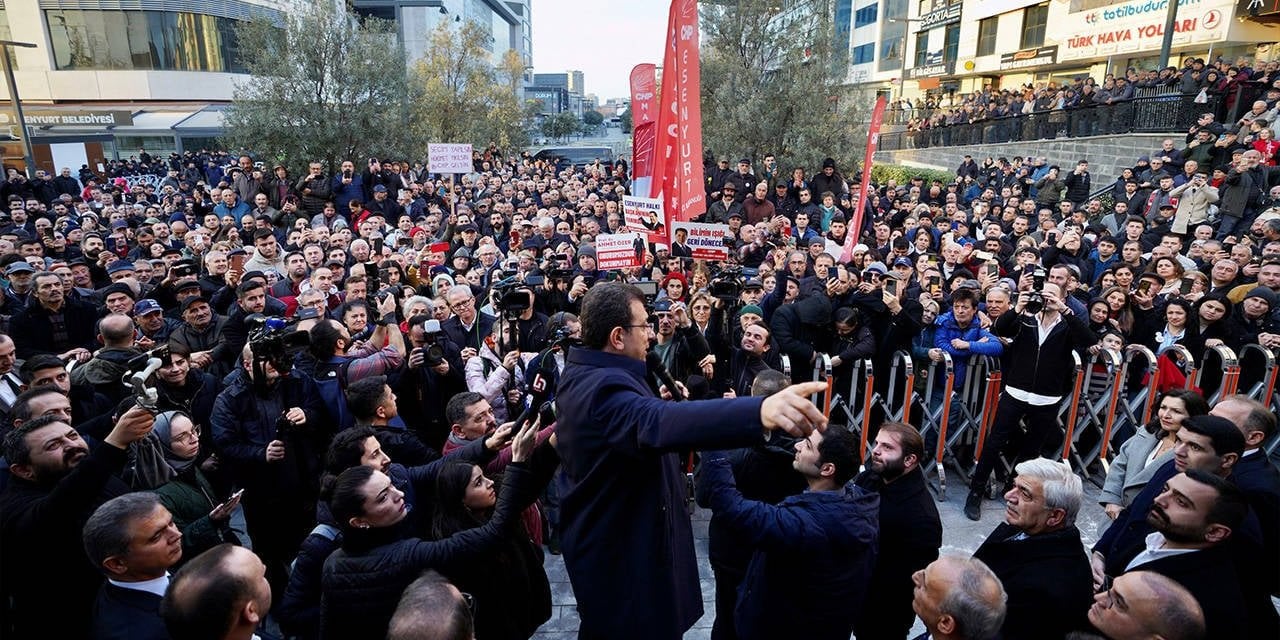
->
<box><xmin>44</xmin><ymin>9</ymin><xmax>245</xmax><ymax>73</ymax></box>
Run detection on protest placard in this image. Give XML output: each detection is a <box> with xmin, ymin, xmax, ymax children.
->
<box><xmin>428</xmin><ymin>143</ymin><xmax>473</xmax><ymax>174</ymax></box>
<box><xmin>594</xmin><ymin>232</ymin><xmax>648</xmax><ymax>270</ymax></box>
<box><xmin>671</xmin><ymin>222</ymin><xmax>731</xmax><ymax>261</ymax></box>
<box><xmin>621</xmin><ymin>195</ymin><xmax>666</xmax><ymax>241</ymax></box>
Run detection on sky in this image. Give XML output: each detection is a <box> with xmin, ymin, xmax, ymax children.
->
<box><xmin>531</xmin><ymin>1</ymin><xmax>671</xmax><ymax>102</ymax></box>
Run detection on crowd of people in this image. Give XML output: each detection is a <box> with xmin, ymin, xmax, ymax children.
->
<box><xmin>898</xmin><ymin>56</ymin><xmax>1280</xmax><ymax>146</ymax></box>
<box><xmin>0</xmin><ymin>126</ymin><xmax>1275</xmax><ymax>640</ymax></box>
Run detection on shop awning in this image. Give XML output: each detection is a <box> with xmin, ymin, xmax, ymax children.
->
<box><xmin>173</xmin><ymin>107</ymin><xmax>226</xmax><ymax>132</ymax></box>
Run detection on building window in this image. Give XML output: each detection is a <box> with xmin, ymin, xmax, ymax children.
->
<box><xmin>976</xmin><ymin>17</ymin><xmax>997</xmax><ymax>57</ymax></box>
<box><xmin>852</xmin><ymin>43</ymin><xmax>875</xmax><ymax>64</ymax></box>
<box><xmin>46</xmin><ymin>9</ymin><xmax>248</xmax><ymax>73</ymax></box>
<box><xmin>943</xmin><ymin>23</ymin><xmax>959</xmax><ymax>63</ymax></box>
<box><xmin>881</xmin><ymin>38</ymin><xmax>901</xmax><ymax>62</ymax></box>
<box><xmin>854</xmin><ymin>4</ymin><xmax>879</xmax><ymax>27</ymax></box>
<box><xmin>1020</xmin><ymin>3</ymin><xmax>1048</xmax><ymax>50</ymax></box>
<box><xmin>914</xmin><ymin>31</ymin><xmax>929</xmax><ymax>68</ymax></box>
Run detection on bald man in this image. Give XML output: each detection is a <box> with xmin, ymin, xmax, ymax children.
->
<box><xmin>1087</xmin><ymin>571</ymin><xmax>1204</xmax><ymax>640</ymax></box>
<box><xmin>911</xmin><ymin>554</ymin><xmax>1007</xmax><ymax>640</ymax></box>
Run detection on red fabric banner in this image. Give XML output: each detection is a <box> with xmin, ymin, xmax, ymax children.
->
<box><xmin>651</xmin><ymin>0</ymin><xmax>705</xmax><ymax>231</ymax></box>
<box><xmin>843</xmin><ymin>95</ymin><xmax>888</xmax><ymax>263</ymax></box>
<box><xmin>630</xmin><ymin>64</ymin><xmax>658</xmax><ymax>198</ymax></box>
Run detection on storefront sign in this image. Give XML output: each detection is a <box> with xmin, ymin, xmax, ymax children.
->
<box><xmin>15</xmin><ymin>110</ymin><xmax>134</xmax><ymax>126</ymax></box>
<box><xmin>1058</xmin><ymin>0</ymin><xmax>1232</xmax><ymax>61</ymax></box>
<box><xmin>920</xmin><ymin>3</ymin><xmax>963</xmax><ymax>28</ymax></box>
<box><xmin>999</xmin><ymin>45</ymin><xmax>1058</xmax><ymax>70</ymax></box>
<box><xmin>908</xmin><ymin>59</ymin><xmax>955</xmax><ymax>79</ymax></box>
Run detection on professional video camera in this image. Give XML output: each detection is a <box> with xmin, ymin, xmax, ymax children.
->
<box><xmin>708</xmin><ymin>264</ymin><xmax>745</xmax><ymax>301</ymax></box>
<box><xmin>1023</xmin><ymin>266</ymin><xmax>1048</xmax><ymax>315</ymax></box>
<box><xmin>247</xmin><ymin>314</ymin><xmax>310</xmax><ymax>375</ymax></box>
<box><xmin>491</xmin><ymin>275</ymin><xmax>532</xmax><ymax>317</ymax></box>
<box><xmin>547</xmin><ymin>253</ymin><xmax>575</xmax><ymax>281</ymax></box>
<box><xmin>418</xmin><ymin>319</ymin><xmax>448</xmax><ymax>367</ymax></box>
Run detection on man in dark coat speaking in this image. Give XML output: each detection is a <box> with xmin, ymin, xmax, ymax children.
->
<box><xmin>555</xmin><ymin>282</ymin><xmax>828</xmax><ymax>639</ymax></box>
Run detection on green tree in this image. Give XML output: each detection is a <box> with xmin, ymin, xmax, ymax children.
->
<box><xmin>541</xmin><ymin>112</ymin><xmax>581</xmax><ymax>142</ymax></box>
<box><xmin>620</xmin><ymin>108</ymin><xmax>633</xmax><ymax>134</ymax></box>
<box><xmin>583</xmin><ymin>110</ymin><xmax>604</xmax><ymax>126</ymax></box>
<box><xmin>700</xmin><ymin>0</ymin><xmax>866</xmax><ymax>173</ymax></box>
<box><xmin>222</xmin><ymin>3</ymin><xmax>413</xmax><ymax>173</ymax></box>
<box><xmin>409</xmin><ymin>23</ymin><xmax>530</xmax><ymax>153</ymax></box>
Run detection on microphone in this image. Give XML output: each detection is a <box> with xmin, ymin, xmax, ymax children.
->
<box><xmin>646</xmin><ymin>351</ymin><xmax>685</xmax><ymax>401</ymax></box>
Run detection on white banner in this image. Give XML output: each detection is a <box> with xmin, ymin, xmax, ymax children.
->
<box><xmin>594</xmin><ymin>233</ymin><xmax>648</xmax><ymax>270</ymax></box>
<box><xmin>427</xmin><ymin>143</ymin><xmax>474</xmax><ymax>174</ymax></box>
<box><xmin>621</xmin><ymin>195</ymin><xmax>666</xmax><ymax>241</ymax></box>
<box><xmin>671</xmin><ymin>222</ymin><xmax>731</xmax><ymax>261</ymax></box>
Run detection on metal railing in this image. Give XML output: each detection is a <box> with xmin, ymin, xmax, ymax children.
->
<box><xmin>878</xmin><ymin>92</ymin><xmax>1223</xmax><ymax>152</ymax></box>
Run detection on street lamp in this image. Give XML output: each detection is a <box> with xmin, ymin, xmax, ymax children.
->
<box><xmin>0</xmin><ymin>40</ymin><xmax>38</xmax><ymax>179</ymax></box>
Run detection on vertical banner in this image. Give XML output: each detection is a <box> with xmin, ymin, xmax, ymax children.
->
<box><xmin>630</xmin><ymin>64</ymin><xmax>659</xmax><ymax>200</ymax></box>
<box><xmin>842</xmin><ymin>95</ymin><xmax>888</xmax><ymax>264</ymax></box>
<box><xmin>651</xmin><ymin>0</ymin><xmax>705</xmax><ymax>240</ymax></box>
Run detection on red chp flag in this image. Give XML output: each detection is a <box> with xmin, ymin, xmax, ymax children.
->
<box><xmin>842</xmin><ymin>95</ymin><xmax>888</xmax><ymax>263</ymax></box>
<box><xmin>630</xmin><ymin>64</ymin><xmax>659</xmax><ymax>199</ymax></box>
<box><xmin>651</xmin><ymin>0</ymin><xmax>705</xmax><ymax>232</ymax></box>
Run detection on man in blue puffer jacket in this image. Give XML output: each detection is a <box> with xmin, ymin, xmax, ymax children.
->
<box><xmin>702</xmin><ymin>425</ymin><xmax>879</xmax><ymax>640</ymax></box>
<box><xmin>932</xmin><ymin>287</ymin><xmax>1004</xmax><ymax>392</ymax></box>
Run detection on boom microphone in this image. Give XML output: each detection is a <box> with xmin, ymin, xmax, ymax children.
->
<box><xmin>646</xmin><ymin>351</ymin><xmax>685</xmax><ymax>401</ymax></box>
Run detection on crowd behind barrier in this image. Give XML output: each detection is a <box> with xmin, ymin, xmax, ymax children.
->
<box><xmin>878</xmin><ymin>56</ymin><xmax>1280</xmax><ymax>151</ymax></box>
<box><xmin>0</xmin><ymin>71</ymin><xmax>1278</xmax><ymax>638</ymax></box>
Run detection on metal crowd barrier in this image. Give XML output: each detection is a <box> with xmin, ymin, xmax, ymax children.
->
<box><xmin>914</xmin><ymin>353</ymin><xmax>955</xmax><ymax>499</ymax></box>
<box><xmin>1194</xmin><ymin>345</ymin><xmax>1240</xmax><ymax>404</ymax></box>
<box><xmin>1236</xmin><ymin>344</ymin><xmax>1280</xmax><ymax>460</ymax></box>
<box><xmin>1066</xmin><ymin>349</ymin><xmax>1125</xmax><ymax>479</ymax></box>
<box><xmin>810</xmin><ymin>354</ymin><xmax>833</xmax><ymax>416</ymax></box>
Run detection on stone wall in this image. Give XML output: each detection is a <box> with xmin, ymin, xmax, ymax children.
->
<box><xmin>873</xmin><ymin>133</ymin><xmax>1177</xmax><ymax>183</ymax></box>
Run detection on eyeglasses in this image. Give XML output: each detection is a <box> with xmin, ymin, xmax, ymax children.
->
<box><xmin>172</xmin><ymin>425</ymin><xmax>202</xmax><ymax>445</ymax></box>
<box><xmin>621</xmin><ymin>323</ymin><xmax>653</xmax><ymax>332</ymax></box>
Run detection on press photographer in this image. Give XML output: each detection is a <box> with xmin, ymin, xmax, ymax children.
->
<box><xmin>211</xmin><ymin>331</ymin><xmax>325</xmax><ymax>604</ymax></box>
<box><xmin>964</xmin><ymin>279</ymin><xmax>1096</xmax><ymax>522</ymax></box>
<box><xmin>307</xmin><ymin>292</ymin><xmax>406</xmax><ymax>430</ymax></box>
<box><xmin>396</xmin><ymin>314</ymin><xmax>466</xmax><ymax>449</ymax></box>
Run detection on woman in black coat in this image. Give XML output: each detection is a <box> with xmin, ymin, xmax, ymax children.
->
<box><xmin>319</xmin><ymin>423</ymin><xmax>546</xmax><ymax>639</ymax></box>
<box><xmin>430</xmin><ymin>442</ymin><xmax>560</xmax><ymax>640</ymax></box>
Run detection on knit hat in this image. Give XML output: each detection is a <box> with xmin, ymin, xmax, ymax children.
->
<box><xmin>1245</xmin><ymin>286</ymin><xmax>1278</xmax><ymax>307</ymax></box>
<box><xmin>738</xmin><ymin>304</ymin><xmax>764</xmax><ymax>318</ymax></box>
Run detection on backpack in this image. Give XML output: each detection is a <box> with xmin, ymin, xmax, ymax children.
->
<box><xmin>314</xmin><ymin>357</ymin><xmax>355</xmax><ymax>431</ymax></box>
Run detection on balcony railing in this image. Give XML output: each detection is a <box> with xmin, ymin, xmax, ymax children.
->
<box><xmin>876</xmin><ymin>91</ymin><xmax>1233</xmax><ymax>151</ymax></box>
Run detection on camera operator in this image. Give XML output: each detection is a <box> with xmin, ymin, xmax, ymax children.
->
<box><xmin>500</xmin><ymin>287</ymin><xmax>550</xmax><ymax>352</ymax></box>
<box><xmin>465</xmin><ymin>320</ymin><xmax>528</xmax><ymax>424</ymax></box>
<box><xmin>210</xmin><ymin>343</ymin><xmax>326</xmax><ymax>606</ymax></box>
<box><xmin>964</xmin><ymin>279</ymin><xmax>1096</xmax><ymax>522</ymax></box>
<box><xmin>308</xmin><ymin>293</ymin><xmax>406</xmax><ymax>428</ymax></box>
<box><xmin>396</xmin><ymin>314</ymin><xmax>466</xmax><ymax>449</ymax></box>
<box><xmin>652</xmin><ymin>299</ymin><xmax>716</xmax><ymax>383</ymax></box>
